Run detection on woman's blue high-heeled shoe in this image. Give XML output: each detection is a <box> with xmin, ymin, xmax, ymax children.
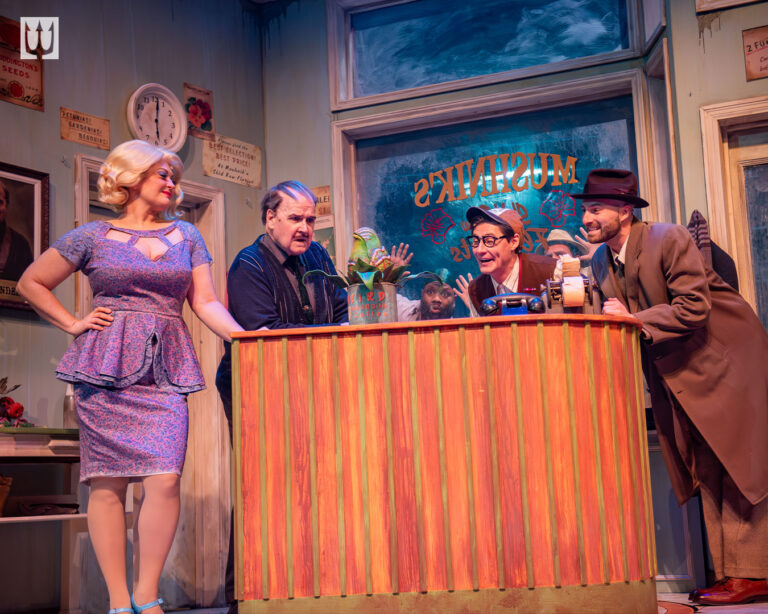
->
<box><xmin>130</xmin><ymin>594</ymin><xmax>164</xmax><ymax>613</ymax></box>
<box><xmin>108</xmin><ymin>608</ymin><xmax>133</xmax><ymax>614</ymax></box>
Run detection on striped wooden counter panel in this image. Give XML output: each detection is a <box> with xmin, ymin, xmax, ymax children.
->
<box><xmin>232</xmin><ymin>315</ymin><xmax>657</xmax><ymax>614</ymax></box>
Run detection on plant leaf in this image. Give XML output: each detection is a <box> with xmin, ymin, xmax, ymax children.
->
<box><xmin>350</xmin><ymin>258</ymin><xmax>379</xmax><ymax>273</ymax></box>
<box><xmin>348</xmin><ymin>233</ymin><xmax>370</xmax><ymax>263</ymax></box>
<box><xmin>356</xmin><ymin>270</ymin><xmax>382</xmax><ymax>291</ymax></box>
<box><xmin>302</xmin><ymin>269</ymin><xmax>349</xmax><ymax>289</ymax></box>
<box><xmin>381</xmin><ymin>264</ymin><xmax>408</xmax><ymax>284</ymax></box>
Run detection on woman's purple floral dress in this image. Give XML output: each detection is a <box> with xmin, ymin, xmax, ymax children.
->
<box><xmin>53</xmin><ymin>220</ymin><xmax>211</xmax><ymax>483</ymax></box>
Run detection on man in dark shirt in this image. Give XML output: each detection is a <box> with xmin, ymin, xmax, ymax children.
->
<box><xmin>216</xmin><ymin>179</ymin><xmax>348</xmax><ymax>419</ymax></box>
<box><xmin>215</xmin><ymin>180</ymin><xmax>347</xmax><ymax>612</ymax></box>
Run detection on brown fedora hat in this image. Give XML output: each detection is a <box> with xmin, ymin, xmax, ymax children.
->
<box><xmin>571</xmin><ymin>169</ymin><xmax>649</xmax><ymax>208</ymax></box>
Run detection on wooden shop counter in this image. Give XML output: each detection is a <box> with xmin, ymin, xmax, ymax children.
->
<box><xmin>231</xmin><ymin>314</ymin><xmax>656</xmax><ymax>614</ymax></box>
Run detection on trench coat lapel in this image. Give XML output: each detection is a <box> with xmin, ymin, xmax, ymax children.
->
<box><xmin>594</xmin><ymin>245</ymin><xmax>624</xmax><ymax>301</ymax></box>
<box><xmin>623</xmin><ymin>220</ymin><xmax>644</xmax><ymax>313</ymax></box>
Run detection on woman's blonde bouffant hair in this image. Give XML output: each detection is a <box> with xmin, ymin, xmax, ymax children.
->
<box><xmin>97</xmin><ymin>140</ymin><xmax>184</xmax><ymax>220</ymax></box>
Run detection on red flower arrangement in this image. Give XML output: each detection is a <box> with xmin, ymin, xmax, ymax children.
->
<box><xmin>0</xmin><ymin>378</ymin><xmax>33</xmax><ymax>428</ymax></box>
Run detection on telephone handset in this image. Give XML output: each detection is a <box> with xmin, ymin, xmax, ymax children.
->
<box><xmin>481</xmin><ymin>293</ymin><xmax>545</xmax><ymax>315</ymax></box>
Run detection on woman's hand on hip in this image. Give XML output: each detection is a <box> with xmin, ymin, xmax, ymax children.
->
<box><xmin>68</xmin><ymin>306</ymin><xmax>114</xmax><ymax>336</ymax></box>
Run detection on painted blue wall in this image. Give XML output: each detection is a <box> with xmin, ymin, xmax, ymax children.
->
<box><xmin>0</xmin><ymin>0</ymin><xmax>264</xmax><ymax>430</ymax></box>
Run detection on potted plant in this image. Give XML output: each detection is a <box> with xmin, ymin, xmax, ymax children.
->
<box><xmin>0</xmin><ymin>377</ymin><xmax>33</xmax><ymax>428</ymax></box>
<box><xmin>304</xmin><ymin>227</ymin><xmax>434</xmax><ymax>325</ymax></box>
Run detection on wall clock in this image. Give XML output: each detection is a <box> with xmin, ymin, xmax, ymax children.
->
<box><xmin>126</xmin><ymin>83</ymin><xmax>187</xmax><ymax>152</ymax></box>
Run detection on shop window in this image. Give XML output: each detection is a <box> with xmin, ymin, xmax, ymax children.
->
<box><xmin>350</xmin><ymin>95</ymin><xmax>636</xmax><ymax>314</ymax></box>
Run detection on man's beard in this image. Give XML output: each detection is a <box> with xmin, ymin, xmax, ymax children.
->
<box><xmin>420</xmin><ymin>301</ymin><xmax>454</xmax><ymax>320</ymax></box>
<box><xmin>586</xmin><ymin>217</ymin><xmax>621</xmax><ymax>244</ymax></box>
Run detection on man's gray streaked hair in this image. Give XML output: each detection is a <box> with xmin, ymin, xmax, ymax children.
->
<box><xmin>261</xmin><ymin>180</ymin><xmax>318</xmax><ymax>224</ymax></box>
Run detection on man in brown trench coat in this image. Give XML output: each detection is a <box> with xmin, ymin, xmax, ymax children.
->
<box><xmin>574</xmin><ymin>169</ymin><xmax>768</xmax><ymax>605</ymax></box>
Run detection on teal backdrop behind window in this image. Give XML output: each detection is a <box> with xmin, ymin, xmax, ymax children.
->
<box><xmin>351</xmin><ymin>0</ymin><xmax>629</xmax><ymax>98</ymax></box>
<box><xmin>354</xmin><ymin>95</ymin><xmax>637</xmax><ymax>315</ymax></box>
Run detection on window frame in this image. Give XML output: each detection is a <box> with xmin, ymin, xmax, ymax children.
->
<box><xmin>700</xmin><ymin>95</ymin><xmax>768</xmax><ymax>313</ymax></box>
<box><xmin>330</xmin><ymin>69</ymin><xmax>658</xmax><ymax>268</ymax></box>
<box><xmin>327</xmin><ymin>0</ymin><xmax>645</xmax><ymax>110</ymax></box>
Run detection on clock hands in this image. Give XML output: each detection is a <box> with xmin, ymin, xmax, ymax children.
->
<box><xmin>129</xmin><ymin>85</ymin><xmax>185</xmax><ymax>150</ymax></box>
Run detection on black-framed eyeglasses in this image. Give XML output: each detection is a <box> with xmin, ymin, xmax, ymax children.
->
<box><xmin>466</xmin><ymin>234</ymin><xmax>510</xmax><ymax>248</ymax></box>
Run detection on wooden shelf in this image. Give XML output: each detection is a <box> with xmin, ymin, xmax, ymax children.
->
<box><xmin>0</xmin><ymin>428</ymin><xmax>85</xmax><ymax>614</ymax></box>
<box><xmin>0</xmin><ymin>511</ymin><xmax>134</xmax><ymax>524</ymax></box>
<box><xmin>0</xmin><ymin>429</ymin><xmax>80</xmax><ymax>458</ymax></box>
<box><xmin>0</xmin><ymin>427</ymin><xmax>78</xmax><ymax>437</ymax></box>
<box><xmin>0</xmin><ymin>512</ymin><xmax>86</xmax><ymax>524</ymax></box>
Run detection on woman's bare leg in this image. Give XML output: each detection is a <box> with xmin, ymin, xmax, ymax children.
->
<box><xmin>87</xmin><ymin>477</ymin><xmax>131</xmax><ymax>611</ymax></box>
<box><xmin>132</xmin><ymin>473</ymin><xmax>181</xmax><ymax>612</ymax></box>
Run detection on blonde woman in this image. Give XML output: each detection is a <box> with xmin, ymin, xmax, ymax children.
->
<box><xmin>18</xmin><ymin>140</ymin><xmax>243</xmax><ymax>614</ymax></box>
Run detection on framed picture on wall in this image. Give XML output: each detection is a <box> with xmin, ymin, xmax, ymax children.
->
<box><xmin>0</xmin><ymin>162</ymin><xmax>49</xmax><ymax>309</ymax></box>
<box><xmin>696</xmin><ymin>0</ymin><xmax>760</xmax><ymax>11</ymax></box>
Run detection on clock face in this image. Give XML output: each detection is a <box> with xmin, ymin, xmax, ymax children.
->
<box><xmin>127</xmin><ymin>84</ymin><xmax>187</xmax><ymax>152</ymax></box>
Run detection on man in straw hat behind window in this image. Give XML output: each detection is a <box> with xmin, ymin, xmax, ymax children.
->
<box><xmin>535</xmin><ymin>227</ymin><xmax>597</xmax><ymax>277</ymax></box>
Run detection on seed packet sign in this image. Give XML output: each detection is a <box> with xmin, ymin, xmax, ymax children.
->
<box><xmin>0</xmin><ymin>16</ymin><xmax>44</xmax><ymax>111</ymax></box>
<box><xmin>347</xmin><ymin>282</ymin><xmax>397</xmax><ymax>324</ymax></box>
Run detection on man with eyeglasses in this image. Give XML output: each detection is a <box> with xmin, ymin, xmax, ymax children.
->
<box><xmin>460</xmin><ymin>207</ymin><xmax>556</xmax><ymax>315</ymax></box>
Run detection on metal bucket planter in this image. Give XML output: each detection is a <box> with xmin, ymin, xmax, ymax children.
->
<box><xmin>347</xmin><ymin>282</ymin><xmax>398</xmax><ymax>325</ymax></box>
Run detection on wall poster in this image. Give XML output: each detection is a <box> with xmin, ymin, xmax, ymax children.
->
<box><xmin>60</xmin><ymin>107</ymin><xmax>110</xmax><ymax>150</ymax></box>
<box><xmin>743</xmin><ymin>25</ymin><xmax>768</xmax><ymax>81</ymax></box>
<box><xmin>202</xmin><ymin>135</ymin><xmax>261</xmax><ymax>188</ymax></box>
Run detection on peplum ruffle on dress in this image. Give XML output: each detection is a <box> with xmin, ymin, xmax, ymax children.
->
<box><xmin>57</xmin><ymin>309</ymin><xmax>205</xmax><ymax>393</ymax></box>
<box><xmin>53</xmin><ymin>220</ymin><xmax>211</xmax><ymax>483</ymax></box>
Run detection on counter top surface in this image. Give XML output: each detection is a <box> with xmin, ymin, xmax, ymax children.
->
<box><xmin>231</xmin><ymin>313</ymin><xmax>642</xmax><ymax>340</ymax></box>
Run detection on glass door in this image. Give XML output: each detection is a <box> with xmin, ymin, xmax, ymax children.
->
<box><xmin>727</xmin><ymin>128</ymin><xmax>768</xmax><ymax>329</ymax></box>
